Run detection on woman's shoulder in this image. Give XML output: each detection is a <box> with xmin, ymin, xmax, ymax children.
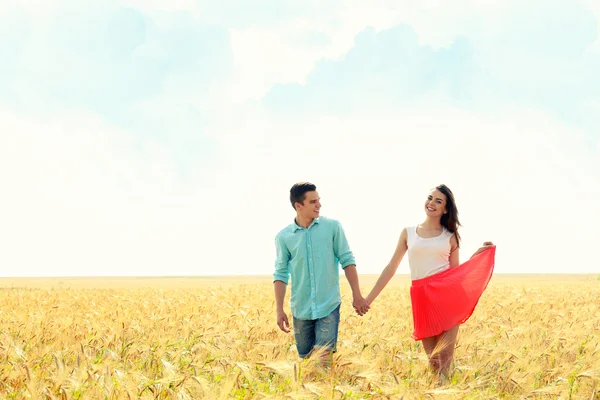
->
<box><xmin>443</xmin><ymin>228</ymin><xmax>456</xmax><ymax>238</ymax></box>
<box><xmin>403</xmin><ymin>226</ymin><xmax>417</xmax><ymax>239</ymax></box>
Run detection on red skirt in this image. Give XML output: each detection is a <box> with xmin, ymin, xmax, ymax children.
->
<box><xmin>410</xmin><ymin>246</ymin><xmax>496</xmax><ymax>341</ymax></box>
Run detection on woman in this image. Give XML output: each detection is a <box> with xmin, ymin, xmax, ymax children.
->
<box><xmin>365</xmin><ymin>184</ymin><xmax>496</xmax><ymax>378</ymax></box>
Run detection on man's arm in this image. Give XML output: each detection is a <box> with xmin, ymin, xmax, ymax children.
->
<box><xmin>273</xmin><ymin>280</ymin><xmax>290</xmax><ymax>332</ymax></box>
<box><xmin>343</xmin><ymin>264</ymin><xmax>369</xmax><ymax>315</ymax></box>
<box><xmin>333</xmin><ymin>222</ymin><xmax>369</xmax><ymax>315</ymax></box>
<box><xmin>273</xmin><ymin>234</ymin><xmax>291</xmax><ymax>332</ymax></box>
<box><xmin>332</xmin><ymin>222</ymin><xmax>355</xmax><ymax>268</ymax></box>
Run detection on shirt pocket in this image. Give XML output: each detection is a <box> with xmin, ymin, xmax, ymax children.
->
<box><xmin>313</xmin><ymin>236</ymin><xmax>335</xmax><ymax>263</ymax></box>
<box><xmin>288</xmin><ymin>238</ymin><xmax>306</xmax><ymax>262</ymax></box>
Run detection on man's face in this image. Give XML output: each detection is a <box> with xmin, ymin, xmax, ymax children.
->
<box><xmin>296</xmin><ymin>191</ymin><xmax>321</xmax><ymax>219</ymax></box>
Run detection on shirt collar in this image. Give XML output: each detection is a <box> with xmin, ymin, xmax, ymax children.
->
<box><xmin>292</xmin><ymin>217</ymin><xmax>320</xmax><ymax>232</ymax></box>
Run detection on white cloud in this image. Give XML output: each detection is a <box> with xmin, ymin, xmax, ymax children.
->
<box><xmin>122</xmin><ymin>0</ymin><xmax>197</xmax><ymax>13</ymax></box>
<box><xmin>205</xmin><ymin>102</ymin><xmax>599</xmax><ymax>275</ymax></box>
<box><xmin>226</xmin><ymin>0</ymin><xmax>599</xmax><ymax>103</ymax></box>
<box><xmin>11</xmin><ymin>0</ymin><xmax>595</xmax><ymax>106</ymax></box>
<box><xmin>1</xmin><ymin>94</ymin><xmax>598</xmax><ymax>277</ymax></box>
<box><xmin>0</xmin><ymin>107</ymin><xmax>210</xmax><ymax>276</ymax></box>
<box><xmin>1</xmin><ymin>1</ymin><xmax>598</xmax><ymax>277</ymax></box>
<box><xmin>577</xmin><ymin>0</ymin><xmax>600</xmax><ymax>17</ymax></box>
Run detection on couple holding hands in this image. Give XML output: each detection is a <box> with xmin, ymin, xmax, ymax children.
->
<box><xmin>273</xmin><ymin>182</ymin><xmax>496</xmax><ymax>377</ymax></box>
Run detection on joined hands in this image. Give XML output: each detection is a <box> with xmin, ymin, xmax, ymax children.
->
<box><xmin>352</xmin><ymin>295</ymin><xmax>370</xmax><ymax>316</ymax></box>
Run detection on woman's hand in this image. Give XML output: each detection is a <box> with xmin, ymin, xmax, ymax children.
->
<box><xmin>471</xmin><ymin>241</ymin><xmax>494</xmax><ymax>258</ymax></box>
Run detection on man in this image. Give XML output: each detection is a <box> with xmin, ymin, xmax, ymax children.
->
<box><xmin>273</xmin><ymin>182</ymin><xmax>370</xmax><ymax>364</ymax></box>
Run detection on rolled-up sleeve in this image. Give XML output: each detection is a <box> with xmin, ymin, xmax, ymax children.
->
<box><xmin>333</xmin><ymin>221</ymin><xmax>356</xmax><ymax>268</ymax></box>
<box><xmin>273</xmin><ymin>234</ymin><xmax>291</xmax><ymax>284</ymax></box>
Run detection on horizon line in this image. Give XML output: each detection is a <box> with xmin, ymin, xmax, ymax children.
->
<box><xmin>1</xmin><ymin>272</ymin><xmax>598</xmax><ymax>279</ymax></box>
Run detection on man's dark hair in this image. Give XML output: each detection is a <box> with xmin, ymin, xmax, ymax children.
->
<box><xmin>290</xmin><ymin>182</ymin><xmax>316</xmax><ymax>210</ymax></box>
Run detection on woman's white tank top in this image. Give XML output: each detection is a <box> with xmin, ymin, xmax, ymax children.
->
<box><xmin>406</xmin><ymin>226</ymin><xmax>454</xmax><ymax>280</ymax></box>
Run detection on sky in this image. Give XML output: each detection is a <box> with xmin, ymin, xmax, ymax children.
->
<box><xmin>1</xmin><ymin>0</ymin><xmax>599</xmax><ymax>277</ymax></box>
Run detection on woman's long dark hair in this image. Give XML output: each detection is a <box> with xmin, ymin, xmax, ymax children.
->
<box><xmin>435</xmin><ymin>184</ymin><xmax>461</xmax><ymax>248</ymax></box>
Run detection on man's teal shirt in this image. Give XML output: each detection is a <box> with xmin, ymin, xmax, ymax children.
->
<box><xmin>273</xmin><ymin>216</ymin><xmax>356</xmax><ymax>320</ymax></box>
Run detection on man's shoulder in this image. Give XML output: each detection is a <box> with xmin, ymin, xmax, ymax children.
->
<box><xmin>317</xmin><ymin>215</ymin><xmax>341</xmax><ymax>226</ymax></box>
<box><xmin>275</xmin><ymin>223</ymin><xmax>295</xmax><ymax>239</ymax></box>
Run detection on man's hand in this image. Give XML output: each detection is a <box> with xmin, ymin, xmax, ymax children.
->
<box><xmin>472</xmin><ymin>241</ymin><xmax>494</xmax><ymax>258</ymax></box>
<box><xmin>352</xmin><ymin>295</ymin><xmax>370</xmax><ymax>316</ymax></box>
<box><xmin>276</xmin><ymin>309</ymin><xmax>291</xmax><ymax>333</ymax></box>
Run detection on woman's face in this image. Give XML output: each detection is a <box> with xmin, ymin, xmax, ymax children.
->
<box><xmin>424</xmin><ymin>189</ymin><xmax>447</xmax><ymax>218</ymax></box>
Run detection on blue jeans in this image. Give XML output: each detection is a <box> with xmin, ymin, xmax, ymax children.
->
<box><xmin>292</xmin><ymin>304</ymin><xmax>341</xmax><ymax>358</ymax></box>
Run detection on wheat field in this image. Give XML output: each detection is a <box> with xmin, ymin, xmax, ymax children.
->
<box><xmin>1</xmin><ymin>274</ymin><xmax>599</xmax><ymax>399</ymax></box>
